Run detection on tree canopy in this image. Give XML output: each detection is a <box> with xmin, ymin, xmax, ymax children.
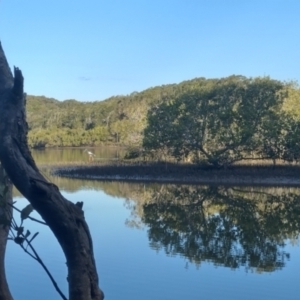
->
<box><xmin>143</xmin><ymin>76</ymin><xmax>300</xmax><ymax>166</ymax></box>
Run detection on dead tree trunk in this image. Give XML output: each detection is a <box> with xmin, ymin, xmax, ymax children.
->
<box><xmin>0</xmin><ymin>165</ymin><xmax>13</xmax><ymax>300</ymax></box>
<box><xmin>0</xmin><ymin>42</ymin><xmax>104</xmax><ymax>300</ymax></box>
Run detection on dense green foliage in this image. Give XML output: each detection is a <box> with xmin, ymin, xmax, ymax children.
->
<box><xmin>143</xmin><ymin>76</ymin><xmax>300</xmax><ymax>166</ymax></box>
<box><xmin>26</xmin><ymin>76</ymin><xmax>300</xmax><ymax>165</ymax></box>
<box><xmin>26</xmin><ymin>82</ymin><xmax>181</xmax><ymax>147</ymax></box>
<box><xmin>27</xmin><ymin>95</ymin><xmax>145</xmax><ymax>147</ymax></box>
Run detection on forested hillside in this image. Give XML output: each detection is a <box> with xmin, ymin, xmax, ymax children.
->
<box><xmin>26</xmin><ymin>80</ymin><xmax>186</xmax><ymax>147</ymax></box>
<box><xmin>27</xmin><ymin>76</ymin><xmax>300</xmax><ymax>157</ymax></box>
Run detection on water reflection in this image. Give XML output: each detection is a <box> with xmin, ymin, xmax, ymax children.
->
<box><xmin>9</xmin><ymin>149</ymin><xmax>300</xmax><ymax>300</ymax></box>
<box><xmin>31</xmin><ymin>168</ymin><xmax>300</xmax><ymax>275</ymax></box>
<box><xmin>30</xmin><ymin>159</ymin><xmax>300</xmax><ymax>274</ymax></box>
<box><xmin>139</xmin><ymin>185</ymin><xmax>300</xmax><ymax>273</ymax></box>
<box><xmin>20</xmin><ymin>148</ymin><xmax>300</xmax><ymax>274</ymax></box>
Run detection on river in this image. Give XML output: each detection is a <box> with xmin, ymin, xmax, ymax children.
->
<box><xmin>5</xmin><ymin>148</ymin><xmax>300</xmax><ymax>300</ymax></box>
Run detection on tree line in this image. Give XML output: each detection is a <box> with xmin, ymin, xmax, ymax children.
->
<box><xmin>26</xmin><ymin>81</ymin><xmax>180</xmax><ymax>147</ymax></box>
<box><xmin>25</xmin><ymin>75</ymin><xmax>300</xmax><ymax>166</ymax></box>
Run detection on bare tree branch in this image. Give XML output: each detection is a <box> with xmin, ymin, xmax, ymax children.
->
<box><xmin>0</xmin><ymin>165</ymin><xmax>14</xmax><ymax>300</ymax></box>
<box><xmin>0</xmin><ymin>41</ymin><xmax>104</xmax><ymax>300</ymax></box>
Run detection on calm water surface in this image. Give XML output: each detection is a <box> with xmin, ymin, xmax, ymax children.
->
<box><xmin>5</xmin><ymin>149</ymin><xmax>300</xmax><ymax>299</ymax></box>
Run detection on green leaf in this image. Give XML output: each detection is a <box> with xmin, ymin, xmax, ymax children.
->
<box><xmin>28</xmin><ymin>232</ymin><xmax>39</xmax><ymax>244</ymax></box>
<box><xmin>24</xmin><ymin>230</ymin><xmax>31</xmax><ymax>239</ymax></box>
<box><xmin>21</xmin><ymin>204</ymin><xmax>34</xmax><ymax>221</ymax></box>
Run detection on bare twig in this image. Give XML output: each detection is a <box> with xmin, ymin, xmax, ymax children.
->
<box><xmin>16</xmin><ymin>231</ymin><xmax>68</xmax><ymax>300</ymax></box>
<box><xmin>9</xmin><ymin>203</ymin><xmax>47</xmax><ymax>225</ymax></box>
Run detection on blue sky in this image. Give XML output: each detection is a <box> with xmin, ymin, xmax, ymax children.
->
<box><xmin>0</xmin><ymin>0</ymin><xmax>299</xmax><ymax>101</ymax></box>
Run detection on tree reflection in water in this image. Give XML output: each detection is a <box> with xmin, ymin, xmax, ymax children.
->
<box><xmin>141</xmin><ymin>185</ymin><xmax>300</xmax><ymax>273</ymax></box>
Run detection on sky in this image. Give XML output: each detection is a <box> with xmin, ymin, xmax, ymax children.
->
<box><xmin>0</xmin><ymin>0</ymin><xmax>299</xmax><ymax>102</ymax></box>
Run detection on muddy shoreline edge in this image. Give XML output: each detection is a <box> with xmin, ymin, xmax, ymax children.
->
<box><xmin>51</xmin><ymin>163</ymin><xmax>300</xmax><ymax>187</ymax></box>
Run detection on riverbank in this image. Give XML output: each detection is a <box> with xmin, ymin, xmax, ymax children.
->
<box><xmin>52</xmin><ymin>162</ymin><xmax>300</xmax><ymax>186</ymax></box>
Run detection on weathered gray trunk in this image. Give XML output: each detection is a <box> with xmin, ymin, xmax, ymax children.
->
<box><xmin>0</xmin><ymin>42</ymin><xmax>104</xmax><ymax>300</ymax></box>
<box><xmin>0</xmin><ymin>165</ymin><xmax>13</xmax><ymax>300</ymax></box>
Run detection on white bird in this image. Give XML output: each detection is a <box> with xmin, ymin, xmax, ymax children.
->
<box><xmin>84</xmin><ymin>148</ymin><xmax>95</xmax><ymax>155</ymax></box>
<box><xmin>84</xmin><ymin>149</ymin><xmax>96</xmax><ymax>161</ymax></box>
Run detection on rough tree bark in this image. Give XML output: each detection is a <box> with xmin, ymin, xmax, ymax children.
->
<box><xmin>0</xmin><ymin>165</ymin><xmax>13</xmax><ymax>300</ymax></box>
<box><xmin>0</xmin><ymin>42</ymin><xmax>104</xmax><ymax>300</ymax></box>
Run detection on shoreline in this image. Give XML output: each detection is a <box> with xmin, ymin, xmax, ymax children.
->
<box><xmin>51</xmin><ymin>163</ymin><xmax>300</xmax><ymax>187</ymax></box>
